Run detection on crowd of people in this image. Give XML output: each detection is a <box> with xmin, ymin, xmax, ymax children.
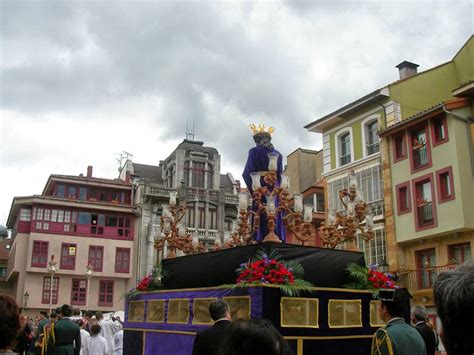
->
<box><xmin>0</xmin><ymin>301</ymin><xmax>123</xmax><ymax>355</ymax></box>
<box><xmin>1</xmin><ymin>261</ymin><xmax>472</xmax><ymax>355</ymax></box>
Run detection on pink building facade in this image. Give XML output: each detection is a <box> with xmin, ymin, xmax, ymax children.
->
<box><xmin>5</xmin><ymin>166</ymin><xmax>137</xmax><ymax>316</ymax></box>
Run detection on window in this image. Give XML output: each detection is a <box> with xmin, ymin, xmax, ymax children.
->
<box><xmin>209</xmin><ymin>208</ymin><xmax>217</xmax><ymax>230</ymax></box>
<box><xmin>396</xmin><ymin>182</ymin><xmax>411</xmax><ymax>215</ymax></box>
<box><xmin>189</xmin><ymin>162</ymin><xmax>206</xmax><ymax>188</ymax></box>
<box><xmin>78</xmin><ymin>212</ymin><xmax>91</xmax><ymax>225</ymax></box>
<box><xmin>98</xmin><ymin>280</ymin><xmax>114</xmax><ymax>306</ymax></box>
<box><xmin>56</xmin><ymin>185</ymin><xmax>65</xmax><ymax>198</ymax></box>
<box><xmin>409</xmin><ymin>124</ymin><xmax>432</xmax><ymax>172</ymax></box>
<box><xmin>0</xmin><ymin>267</ymin><xmax>7</xmax><ymax>277</ymax></box>
<box><xmin>187</xmin><ymin>203</ymin><xmax>195</xmax><ymax>227</ymax></box>
<box><xmin>36</xmin><ymin>208</ymin><xmax>44</xmax><ymax>220</ymax></box>
<box><xmin>365</xmin><ymin>120</ymin><xmax>380</xmax><ymax>155</ymax></box>
<box><xmin>79</xmin><ymin>187</ymin><xmax>87</xmax><ymax>200</ymax></box>
<box><xmin>32</xmin><ymin>241</ymin><xmax>49</xmax><ymax>267</ymax></box>
<box><xmin>91</xmin><ymin>214</ymin><xmax>105</xmax><ymax>235</ymax></box>
<box><xmin>117</xmin><ymin>218</ymin><xmax>131</xmax><ymax>238</ymax></box>
<box><xmin>115</xmin><ymin>248</ymin><xmax>130</xmax><ymax>273</ymax></box>
<box><xmin>431</xmin><ymin>115</ymin><xmax>448</xmax><ymax>146</ymax></box>
<box><xmin>42</xmin><ymin>276</ymin><xmax>59</xmax><ymax>304</ymax></box>
<box><xmin>413</xmin><ymin>174</ymin><xmax>437</xmax><ymax>231</ymax></box>
<box><xmin>393</xmin><ymin>132</ymin><xmax>407</xmax><ymax>162</ymax></box>
<box><xmin>60</xmin><ymin>243</ymin><xmax>76</xmax><ymax>270</ymax></box>
<box><xmin>339</xmin><ymin>133</ymin><xmax>351</xmax><ymax>166</ymax></box>
<box><xmin>448</xmin><ymin>243</ymin><xmax>472</xmax><ymax>264</ymax></box>
<box><xmin>316</xmin><ymin>194</ymin><xmax>325</xmax><ymax>212</ymax></box>
<box><xmin>19</xmin><ymin>209</ymin><xmax>31</xmax><ymax>221</ymax></box>
<box><xmin>71</xmin><ymin>279</ymin><xmax>87</xmax><ymax>305</ymax></box>
<box><xmin>106</xmin><ymin>216</ymin><xmax>118</xmax><ymax>227</ymax></box>
<box><xmin>436</xmin><ymin>166</ymin><xmax>455</xmax><ymax>203</ymax></box>
<box><xmin>199</xmin><ymin>207</ymin><xmax>206</xmax><ymax>229</ymax></box>
<box><xmin>67</xmin><ymin>186</ymin><xmax>76</xmax><ymax>198</ymax></box>
<box><xmin>355</xmin><ymin>228</ymin><xmax>387</xmax><ymax>266</ymax></box>
<box><xmin>416</xmin><ymin>248</ymin><xmax>436</xmax><ymax>289</ymax></box>
<box><xmin>88</xmin><ymin>246</ymin><xmax>104</xmax><ymax>272</ymax></box>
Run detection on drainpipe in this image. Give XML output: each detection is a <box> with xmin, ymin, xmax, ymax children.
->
<box><xmin>442</xmin><ymin>106</ymin><xmax>474</xmax><ymax>173</ymax></box>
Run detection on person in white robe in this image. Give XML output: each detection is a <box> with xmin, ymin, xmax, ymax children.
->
<box><xmin>87</xmin><ymin>324</ymin><xmax>108</xmax><ymax>355</ymax></box>
<box><xmin>78</xmin><ymin>320</ymin><xmax>91</xmax><ymax>355</ymax></box>
<box><xmin>96</xmin><ymin>312</ymin><xmax>122</xmax><ymax>355</ymax></box>
<box><xmin>113</xmin><ymin>330</ymin><xmax>123</xmax><ymax>355</ymax></box>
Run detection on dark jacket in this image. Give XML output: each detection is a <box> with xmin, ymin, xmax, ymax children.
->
<box><xmin>192</xmin><ymin>320</ymin><xmax>230</xmax><ymax>355</ymax></box>
<box><xmin>52</xmin><ymin>318</ymin><xmax>81</xmax><ymax>355</ymax></box>
<box><xmin>414</xmin><ymin>321</ymin><xmax>436</xmax><ymax>355</ymax></box>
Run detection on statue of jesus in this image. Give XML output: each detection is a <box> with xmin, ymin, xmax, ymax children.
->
<box><xmin>242</xmin><ymin>124</ymin><xmax>286</xmax><ymax>242</ymax></box>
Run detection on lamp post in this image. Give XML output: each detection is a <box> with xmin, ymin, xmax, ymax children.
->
<box><xmin>85</xmin><ymin>263</ymin><xmax>93</xmax><ymax>311</ymax></box>
<box><xmin>23</xmin><ymin>291</ymin><xmax>30</xmax><ymax>310</ymax></box>
<box><xmin>46</xmin><ymin>255</ymin><xmax>57</xmax><ymax>314</ymax></box>
<box><xmin>379</xmin><ymin>259</ymin><xmax>389</xmax><ymax>274</ymax></box>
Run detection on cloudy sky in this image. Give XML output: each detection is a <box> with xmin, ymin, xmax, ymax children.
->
<box><xmin>0</xmin><ymin>0</ymin><xmax>472</xmax><ymax>224</ymax></box>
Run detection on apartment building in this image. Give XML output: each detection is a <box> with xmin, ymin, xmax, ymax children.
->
<box><xmin>5</xmin><ymin>166</ymin><xmax>137</xmax><ymax>316</ymax></box>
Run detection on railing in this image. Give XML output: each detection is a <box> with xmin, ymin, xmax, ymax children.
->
<box><xmin>146</xmin><ymin>186</ymin><xmax>177</xmax><ymax>197</ymax></box>
<box><xmin>209</xmin><ymin>191</ymin><xmax>219</xmax><ymax>201</ymax></box>
<box><xmin>398</xmin><ymin>264</ymin><xmax>456</xmax><ymax>291</ymax></box>
<box><xmin>339</xmin><ymin>154</ymin><xmax>351</xmax><ymax>166</ymax></box>
<box><xmin>225</xmin><ymin>194</ymin><xmax>239</xmax><ymax>204</ymax></box>
<box><xmin>417</xmin><ymin>202</ymin><xmax>433</xmax><ymax>226</ymax></box>
<box><xmin>186</xmin><ymin>188</ymin><xmax>196</xmax><ymax>199</ymax></box>
<box><xmin>367</xmin><ymin>142</ymin><xmax>380</xmax><ymax>155</ymax></box>
<box><xmin>186</xmin><ymin>228</ymin><xmax>217</xmax><ymax>239</ymax></box>
<box><xmin>413</xmin><ymin>145</ymin><xmax>428</xmax><ymax>168</ymax></box>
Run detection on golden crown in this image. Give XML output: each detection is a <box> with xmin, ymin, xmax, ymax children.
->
<box><xmin>249</xmin><ymin>123</ymin><xmax>275</xmax><ymax>136</ymax></box>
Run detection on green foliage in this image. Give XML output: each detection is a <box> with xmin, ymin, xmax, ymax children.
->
<box><xmin>344</xmin><ymin>262</ymin><xmax>371</xmax><ymax>290</ymax></box>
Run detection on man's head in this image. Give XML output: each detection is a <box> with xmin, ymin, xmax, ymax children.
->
<box><xmin>209</xmin><ymin>300</ymin><xmax>231</xmax><ymax>322</ymax></box>
<box><xmin>253</xmin><ymin>132</ymin><xmax>273</xmax><ymax>150</ymax></box>
<box><xmin>85</xmin><ymin>310</ymin><xmax>94</xmax><ymax>319</ymax></box>
<box><xmin>377</xmin><ymin>288</ymin><xmax>411</xmax><ymax>323</ymax></box>
<box><xmin>50</xmin><ymin>311</ymin><xmax>57</xmax><ymax>321</ymax></box>
<box><xmin>95</xmin><ymin>311</ymin><xmax>104</xmax><ymax>321</ymax></box>
<box><xmin>90</xmin><ymin>324</ymin><xmax>101</xmax><ymax>336</ymax></box>
<box><xmin>73</xmin><ymin>308</ymin><xmax>81</xmax><ymax>316</ymax></box>
<box><xmin>434</xmin><ymin>261</ymin><xmax>474</xmax><ymax>355</ymax></box>
<box><xmin>0</xmin><ymin>294</ymin><xmax>21</xmax><ymax>351</ymax></box>
<box><xmin>39</xmin><ymin>311</ymin><xmax>48</xmax><ymax>320</ymax></box>
<box><xmin>411</xmin><ymin>305</ymin><xmax>428</xmax><ymax>324</ymax></box>
<box><xmin>61</xmin><ymin>304</ymin><xmax>72</xmax><ymax>317</ymax></box>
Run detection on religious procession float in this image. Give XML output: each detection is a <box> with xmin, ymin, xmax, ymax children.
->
<box><xmin>123</xmin><ymin>124</ymin><xmax>405</xmax><ymax>355</ymax></box>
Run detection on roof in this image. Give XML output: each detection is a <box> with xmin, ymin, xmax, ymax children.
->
<box><xmin>176</xmin><ymin>139</ymin><xmax>219</xmax><ymax>158</ymax></box>
<box><xmin>132</xmin><ymin>163</ymin><xmax>163</xmax><ymax>182</ymax></box>
<box><xmin>378</xmin><ymin>98</ymin><xmax>471</xmax><ymax>136</ymax></box>
<box><xmin>220</xmin><ymin>174</ymin><xmax>234</xmax><ymax>189</ymax></box>
<box><xmin>287</xmin><ymin>147</ymin><xmax>322</xmax><ymax>157</ymax></box>
<box><xmin>304</xmin><ymin>88</ymin><xmax>389</xmax><ymax>132</ymax></box>
<box><xmin>50</xmin><ymin>174</ymin><xmax>130</xmax><ymax>185</ymax></box>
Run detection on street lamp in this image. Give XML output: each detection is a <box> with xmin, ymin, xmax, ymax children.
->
<box><xmin>85</xmin><ymin>263</ymin><xmax>93</xmax><ymax>311</ymax></box>
<box><xmin>379</xmin><ymin>259</ymin><xmax>389</xmax><ymax>274</ymax></box>
<box><xmin>47</xmin><ymin>255</ymin><xmax>57</xmax><ymax>314</ymax></box>
<box><xmin>23</xmin><ymin>291</ymin><xmax>30</xmax><ymax>310</ymax></box>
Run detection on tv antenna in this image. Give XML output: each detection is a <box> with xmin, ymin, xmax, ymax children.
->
<box><xmin>185</xmin><ymin>121</ymin><xmax>195</xmax><ymax>141</ymax></box>
<box><xmin>116</xmin><ymin>151</ymin><xmax>134</xmax><ymax>171</ymax></box>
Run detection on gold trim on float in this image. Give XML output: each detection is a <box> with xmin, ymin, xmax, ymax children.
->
<box><xmin>223</xmin><ymin>295</ymin><xmax>252</xmax><ymax>320</ymax></box>
<box><xmin>167</xmin><ymin>298</ymin><xmax>190</xmax><ymax>324</ymax></box>
<box><xmin>369</xmin><ymin>300</ymin><xmax>385</xmax><ymax>327</ymax></box>
<box><xmin>146</xmin><ymin>299</ymin><xmax>165</xmax><ymax>324</ymax></box>
<box><xmin>128</xmin><ymin>300</ymin><xmax>146</xmax><ymax>323</ymax></box>
<box><xmin>297</xmin><ymin>338</ymin><xmax>303</xmax><ymax>355</ymax></box>
<box><xmin>123</xmin><ymin>328</ymin><xmax>196</xmax><ymax>336</ymax></box>
<box><xmin>284</xmin><ymin>335</ymin><xmax>373</xmax><ymax>340</ymax></box>
<box><xmin>280</xmin><ymin>297</ymin><xmax>319</xmax><ymax>329</ymax></box>
<box><xmin>130</xmin><ymin>283</ymin><xmax>373</xmax><ymax>294</ymax></box>
<box><xmin>327</xmin><ymin>299</ymin><xmax>363</xmax><ymax>328</ymax></box>
<box><xmin>192</xmin><ymin>298</ymin><xmax>217</xmax><ymax>325</ymax></box>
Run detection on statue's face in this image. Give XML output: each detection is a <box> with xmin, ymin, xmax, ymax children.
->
<box><xmin>254</xmin><ymin>132</ymin><xmax>272</xmax><ymax>146</ymax></box>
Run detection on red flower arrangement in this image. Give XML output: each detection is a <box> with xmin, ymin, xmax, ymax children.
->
<box><xmin>236</xmin><ymin>257</ymin><xmax>295</xmax><ymax>285</ymax></box>
<box><xmin>368</xmin><ymin>269</ymin><xmax>396</xmax><ymax>289</ymax></box>
<box><xmin>136</xmin><ymin>275</ymin><xmax>153</xmax><ymax>291</ymax></box>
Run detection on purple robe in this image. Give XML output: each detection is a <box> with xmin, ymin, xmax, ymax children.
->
<box><xmin>242</xmin><ymin>145</ymin><xmax>286</xmax><ymax>242</ymax></box>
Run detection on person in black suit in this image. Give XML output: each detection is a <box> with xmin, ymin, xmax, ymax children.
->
<box><xmin>192</xmin><ymin>300</ymin><xmax>231</xmax><ymax>355</ymax></box>
<box><xmin>411</xmin><ymin>305</ymin><xmax>436</xmax><ymax>355</ymax></box>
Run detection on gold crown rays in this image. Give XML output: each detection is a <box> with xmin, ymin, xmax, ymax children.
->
<box><xmin>249</xmin><ymin>124</ymin><xmax>275</xmax><ymax>136</ymax></box>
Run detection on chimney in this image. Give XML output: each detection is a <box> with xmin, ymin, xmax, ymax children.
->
<box><xmin>87</xmin><ymin>165</ymin><xmax>93</xmax><ymax>178</ymax></box>
<box><xmin>396</xmin><ymin>61</ymin><xmax>419</xmax><ymax>80</ymax></box>
<box><xmin>125</xmin><ymin>171</ymin><xmax>131</xmax><ymax>183</ymax></box>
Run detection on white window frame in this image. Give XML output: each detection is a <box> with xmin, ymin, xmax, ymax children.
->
<box><xmin>361</xmin><ymin>114</ymin><xmax>381</xmax><ymax>158</ymax></box>
<box><xmin>334</xmin><ymin>127</ymin><xmax>354</xmax><ymax>169</ymax></box>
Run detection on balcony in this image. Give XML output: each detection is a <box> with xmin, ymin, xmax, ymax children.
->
<box><xmin>146</xmin><ymin>186</ymin><xmax>177</xmax><ymax>198</ymax></box>
<box><xmin>413</xmin><ymin>145</ymin><xmax>429</xmax><ymax>168</ymax></box>
<box><xmin>225</xmin><ymin>194</ymin><xmax>238</xmax><ymax>205</ymax></box>
<box><xmin>366</xmin><ymin>142</ymin><xmax>380</xmax><ymax>155</ymax></box>
<box><xmin>339</xmin><ymin>154</ymin><xmax>351</xmax><ymax>167</ymax></box>
<box><xmin>417</xmin><ymin>202</ymin><xmax>433</xmax><ymax>226</ymax></box>
<box><xmin>187</xmin><ymin>228</ymin><xmax>217</xmax><ymax>239</ymax></box>
<box><xmin>398</xmin><ymin>264</ymin><xmax>456</xmax><ymax>291</ymax></box>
